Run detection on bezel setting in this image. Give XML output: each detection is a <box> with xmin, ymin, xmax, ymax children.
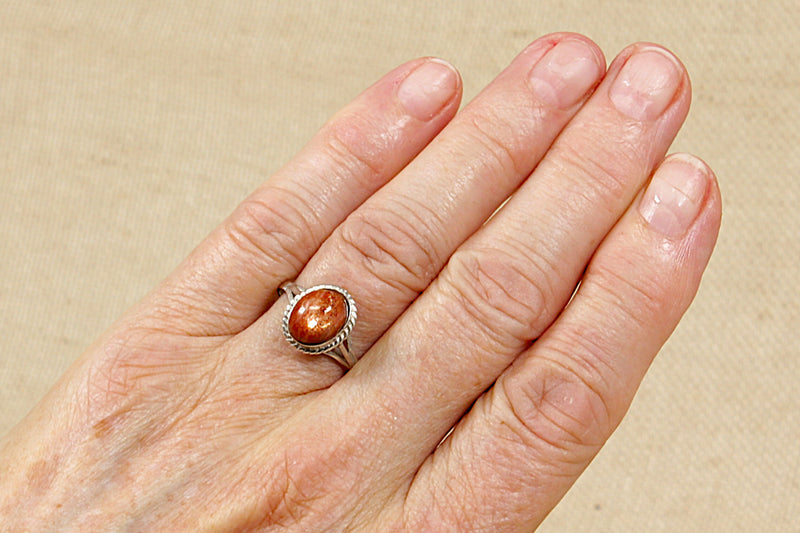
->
<box><xmin>281</xmin><ymin>284</ymin><xmax>357</xmax><ymax>354</ymax></box>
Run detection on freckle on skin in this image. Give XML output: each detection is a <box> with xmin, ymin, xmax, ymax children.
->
<box><xmin>93</xmin><ymin>417</ymin><xmax>114</xmax><ymax>439</ymax></box>
<box><xmin>93</xmin><ymin>405</ymin><xmax>135</xmax><ymax>439</ymax></box>
<box><xmin>25</xmin><ymin>457</ymin><xmax>59</xmax><ymax>494</ymax></box>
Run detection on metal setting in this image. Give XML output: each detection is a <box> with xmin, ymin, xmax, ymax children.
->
<box><xmin>278</xmin><ymin>281</ymin><xmax>358</xmax><ymax>368</ymax></box>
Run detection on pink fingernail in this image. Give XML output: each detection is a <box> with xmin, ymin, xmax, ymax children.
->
<box><xmin>529</xmin><ymin>40</ymin><xmax>603</xmax><ymax>108</ymax></box>
<box><xmin>397</xmin><ymin>59</ymin><xmax>459</xmax><ymax>120</ymax></box>
<box><xmin>639</xmin><ymin>154</ymin><xmax>709</xmax><ymax>237</ymax></box>
<box><xmin>609</xmin><ymin>48</ymin><xmax>682</xmax><ymax>121</ymax></box>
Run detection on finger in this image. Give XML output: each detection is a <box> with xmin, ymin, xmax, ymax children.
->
<box><xmin>243</xmin><ymin>33</ymin><xmax>606</xmax><ymax>372</ymax></box>
<box><xmin>404</xmin><ymin>154</ymin><xmax>722</xmax><ymax>530</ymax></box>
<box><xmin>216</xmin><ymin>33</ymin><xmax>607</xmax><ymax>522</ymax></box>
<box><xmin>234</xmin><ymin>42</ymin><xmax>694</xmax><ymax>525</ymax></box>
<box><xmin>346</xmin><ymin>43</ymin><xmax>691</xmax><ymax>449</ymax></box>
<box><xmin>303</xmin><ymin>43</ymin><xmax>691</xmax><ymax>484</ymax></box>
<box><xmin>128</xmin><ymin>57</ymin><xmax>462</xmax><ymax>337</ymax></box>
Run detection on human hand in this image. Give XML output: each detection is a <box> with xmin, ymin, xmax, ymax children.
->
<box><xmin>0</xmin><ymin>33</ymin><xmax>720</xmax><ymax>531</ymax></box>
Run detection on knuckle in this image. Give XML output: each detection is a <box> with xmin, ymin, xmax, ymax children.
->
<box><xmin>144</xmin><ymin>290</ymin><xmax>228</xmax><ymax>336</ymax></box>
<box><xmin>462</xmin><ymin>113</ymin><xmax>527</xmax><ymax>179</ymax></box>
<box><xmin>88</xmin><ymin>329</ymin><xmax>163</xmax><ymax>404</ymax></box>
<box><xmin>321</xmin><ymin>116</ymin><xmax>387</xmax><ymax>181</ymax></box>
<box><xmin>257</xmin><ymin>440</ymin><xmax>365</xmax><ymax>530</ymax></box>
<box><xmin>540</xmin><ymin>332</ymin><xmax>618</xmax><ymax>403</ymax></box>
<box><xmin>259</xmin><ymin>454</ymin><xmax>321</xmax><ymax>528</ymax></box>
<box><xmin>441</xmin><ymin>246</ymin><xmax>552</xmax><ymax>347</ymax></box>
<box><xmin>587</xmin><ymin>259</ymin><xmax>675</xmax><ymax>328</ymax></box>
<box><xmin>548</xmin><ymin>139</ymin><xmax>642</xmax><ymax>209</ymax></box>
<box><xmin>85</xmin><ymin>329</ymin><xmax>215</xmax><ymax>439</ymax></box>
<box><xmin>498</xmin><ymin>358</ymin><xmax>613</xmax><ymax>466</ymax></box>
<box><xmin>335</xmin><ymin>201</ymin><xmax>441</xmax><ymax>296</ymax></box>
<box><xmin>224</xmin><ymin>192</ymin><xmax>313</xmax><ymax>272</ymax></box>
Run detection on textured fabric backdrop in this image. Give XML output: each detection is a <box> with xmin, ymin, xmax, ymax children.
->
<box><xmin>1</xmin><ymin>2</ymin><xmax>797</xmax><ymax>531</ymax></box>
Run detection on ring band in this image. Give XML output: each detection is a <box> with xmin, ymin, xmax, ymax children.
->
<box><xmin>278</xmin><ymin>281</ymin><xmax>358</xmax><ymax>369</ymax></box>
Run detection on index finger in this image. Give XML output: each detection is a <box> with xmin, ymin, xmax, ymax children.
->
<box><xmin>128</xmin><ymin>57</ymin><xmax>462</xmax><ymax>337</ymax></box>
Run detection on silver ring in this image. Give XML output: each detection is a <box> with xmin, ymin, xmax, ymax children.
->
<box><xmin>278</xmin><ymin>281</ymin><xmax>358</xmax><ymax>369</ymax></box>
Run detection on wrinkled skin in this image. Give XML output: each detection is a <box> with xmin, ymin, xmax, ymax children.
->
<box><xmin>0</xmin><ymin>33</ymin><xmax>720</xmax><ymax>531</ymax></box>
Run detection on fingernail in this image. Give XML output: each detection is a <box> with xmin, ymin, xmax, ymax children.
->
<box><xmin>639</xmin><ymin>155</ymin><xmax>709</xmax><ymax>237</ymax></box>
<box><xmin>397</xmin><ymin>59</ymin><xmax>459</xmax><ymax>120</ymax></box>
<box><xmin>609</xmin><ymin>47</ymin><xmax>682</xmax><ymax>121</ymax></box>
<box><xmin>529</xmin><ymin>40</ymin><xmax>603</xmax><ymax>108</ymax></box>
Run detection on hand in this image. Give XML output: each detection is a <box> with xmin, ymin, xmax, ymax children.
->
<box><xmin>0</xmin><ymin>33</ymin><xmax>720</xmax><ymax>531</ymax></box>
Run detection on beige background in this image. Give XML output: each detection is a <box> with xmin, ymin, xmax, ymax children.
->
<box><xmin>1</xmin><ymin>1</ymin><xmax>798</xmax><ymax>530</ymax></box>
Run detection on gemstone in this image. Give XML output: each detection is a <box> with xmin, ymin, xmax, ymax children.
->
<box><xmin>288</xmin><ymin>289</ymin><xmax>348</xmax><ymax>345</ymax></box>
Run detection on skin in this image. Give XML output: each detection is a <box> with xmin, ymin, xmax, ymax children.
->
<box><xmin>0</xmin><ymin>33</ymin><xmax>721</xmax><ymax>531</ymax></box>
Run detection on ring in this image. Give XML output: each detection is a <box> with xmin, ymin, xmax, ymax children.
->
<box><xmin>278</xmin><ymin>281</ymin><xmax>358</xmax><ymax>369</ymax></box>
